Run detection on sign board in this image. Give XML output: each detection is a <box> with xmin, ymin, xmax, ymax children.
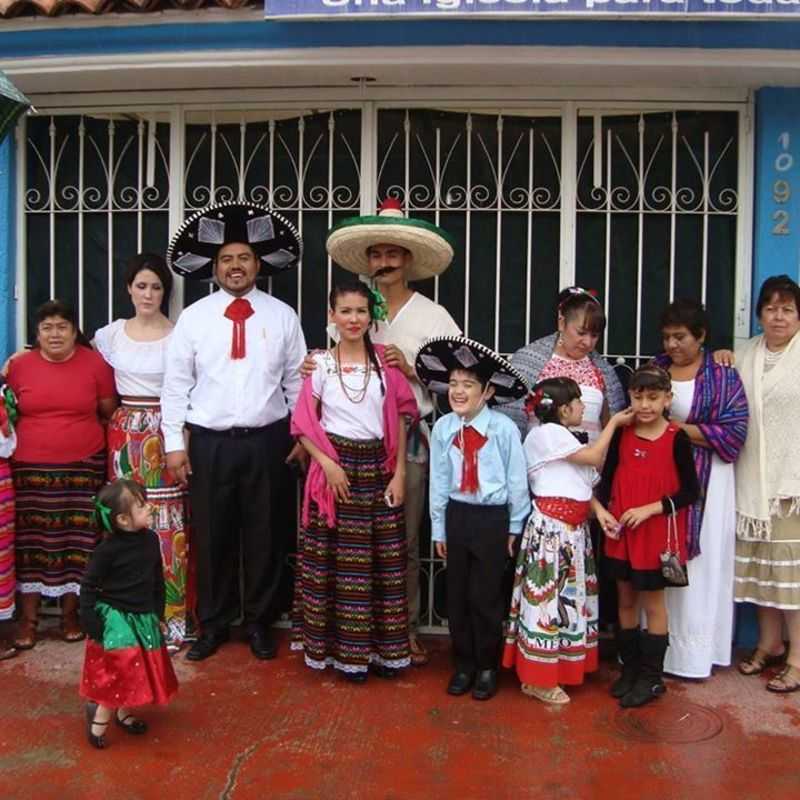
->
<box><xmin>265</xmin><ymin>0</ymin><xmax>800</xmax><ymax>20</ymax></box>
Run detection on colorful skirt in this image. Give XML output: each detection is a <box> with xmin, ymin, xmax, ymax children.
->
<box><xmin>79</xmin><ymin>602</ymin><xmax>178</xmax><ymax>707</ymax></box>
<box><xmin>291</xmin><ymin>434</ymin><xmax>410</xmax><ymax>674</ymax></box>
<box><xmin>503</xmin><ymin>505</ymin><xmax>599</xmax><ymax>688</ymax></box>
<box><xmin>107</xmin><ymin>401</ymin><xmax>191</xmax><ymax>645</ymax></box>
<box><xmin>0</xmin><ymin>460</ymin><xmax>14</xmax><ymax>620</ymax></box>
<box><xmin>13</xmin><ymin>452</ymin><xmax>105</xmax><ymax>597</ymax></box>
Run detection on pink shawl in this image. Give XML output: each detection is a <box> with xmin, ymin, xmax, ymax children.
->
<box><xmin>290</xmin><ymin>344</ymin><xmax>419</xmax><ymax>528</ymax></box>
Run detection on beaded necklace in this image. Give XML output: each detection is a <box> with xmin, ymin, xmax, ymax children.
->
<box><xmin>335</xmin><ymin>344</ymin><xmax>371</xmax><ymax>404</ymax></box>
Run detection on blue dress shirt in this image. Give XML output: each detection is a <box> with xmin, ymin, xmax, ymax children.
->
<box><xmin>429</xmin><ymin>405</ymin><xmax>531</xmax><ymax>542</ymax></box>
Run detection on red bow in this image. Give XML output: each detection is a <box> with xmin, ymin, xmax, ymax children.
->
<box><xmin>224</xmin><ymin>298</ymin><xmax>255</xmax><ymax>360</ymax></box>
<box><xmin>452</xmin><ymin>425</ymin><xmax>488</xmax><ymax>494</ymax></box>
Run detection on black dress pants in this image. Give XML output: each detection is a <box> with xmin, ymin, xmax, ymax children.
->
<box><xmin>445</xmin><ymin>500</ymin><xmax>510</xmax><ymax>673</ymax></box>
<box><xmin>188</xmin><ymin>417</ymin><xmax>292</xmax><ymax>635</ymax></box>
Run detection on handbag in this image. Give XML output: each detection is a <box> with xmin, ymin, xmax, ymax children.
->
<box><xmin>659</xmin><ymin>497</ymin><xmax>689</xmax><ymax>587</ymax></box>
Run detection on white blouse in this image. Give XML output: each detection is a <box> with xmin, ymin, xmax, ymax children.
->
<box><xmin>94</xmin><ymin>319</ymin><xmax>171</xmax><ymax>398</ymax></box>
<box><xmin>310</xmin><ymin>351</ymin><xmax>385</xmax><ymax>440</ymax></box>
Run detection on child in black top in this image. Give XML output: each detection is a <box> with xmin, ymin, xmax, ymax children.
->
<box><xmin>79</xmin><ymin>478</ymin><xmax>178</xmax><ymax>749</ymax></box>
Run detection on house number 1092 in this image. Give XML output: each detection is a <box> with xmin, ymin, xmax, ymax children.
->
<box><xmin>772</xmin><ymin>132</ymin><xmax>793</xmax><ymax>236</ymax></box>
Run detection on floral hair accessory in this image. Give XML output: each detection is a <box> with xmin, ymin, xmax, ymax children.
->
<box><xmin>525</xmin><ymin>388</ymin><xmax>554</xmax><ymax>417</ymax></box>
<box><xmin>369</xmin><ymin>286</ymin><xmax>389</xmax><ymax>322</ymax></box>
<box><xmin>560</xmin><ymin>286</ymin><xmax>601</xmax><ymax>309</ymax></box>
<box><xmin>93</xmin><ymin>497</ymin><xmax>113</xmax><ymax>533</ymax></box>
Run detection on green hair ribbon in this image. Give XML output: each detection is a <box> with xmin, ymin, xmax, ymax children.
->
<box><xmin>93</xmin><ymin>497</ymin><xmax>113</xmax><ymax>533</ymax></box>
<box><xmin>369</xmin><ymin>287</ymin><xmax>388</xmax><ymax>322</ymax></box>
<box><xmin>2</xmin><ymin>386</ymin><xmax>18</xmax><ymax>428</ymax></box>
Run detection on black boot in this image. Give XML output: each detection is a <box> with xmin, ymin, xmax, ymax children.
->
<box><xmin>620</xmin><ymin>632</ymin><xmax>668</xmax><ymax>708</ymax></box>
<box><xmin>610</xmin><ymin>627</ymin><xmax>641</xmax><ymax>699</ymax></box>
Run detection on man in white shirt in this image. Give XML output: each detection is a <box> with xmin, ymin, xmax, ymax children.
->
<box><xmin>162</xmin><ymin>202</ymin><xmax>306</xmax><ymax>662</ymax></box>
<box><xmin>325</xmin><ymin>199</ymin><xmax>461</xmax><ymax>665</ymax></box>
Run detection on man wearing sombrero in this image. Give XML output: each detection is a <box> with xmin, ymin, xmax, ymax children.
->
<box><xmin>161</xmin><ymin>201</ymin><xmax>307</xmax><ymax>662</ymax></box>
<box><xmin>324</xmin><ymin>198</ymin><xmax>461</xmax><ymax>666</ymax></box>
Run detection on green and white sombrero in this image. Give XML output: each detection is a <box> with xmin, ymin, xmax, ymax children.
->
<box><xmin>326</xmin><ymin>198</ymin><xmax>455</xmax><ymax>282</ymax></box>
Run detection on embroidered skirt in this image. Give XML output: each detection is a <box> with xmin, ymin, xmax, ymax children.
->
<box><xmin>735</xmin><ymin>512</ymin><xmax>800</xmax><ymax>610</ymax></box>
<box><xmin>79</xmin><ymin>602</ymin><xmax>178</xmax><ymax>707</ymax></box>
<box><xmin>0</xmin><ymin>459</ymin><xmax>14</xmax><ymax>621</ymax></box>
<box><xmin>292</xmin><ymin>434</ymin><xmax>410</xmax><ymax>674</ymax></box>
<box><xmin>502</xmin><ymin>504</ymin><xmax>599</xmax><ymax>688</ymax></box>
<box><xmin>13</xmin><ymin>452</ymin><xmax>105</xmax><ymax>597</ymax></box>
<box><xmin>107</xmin><ymin>401</ymin><xmax>192</xmax><ymax>645</ymax></box>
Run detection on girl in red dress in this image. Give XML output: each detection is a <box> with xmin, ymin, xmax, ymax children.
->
<box><xmin>593</xmin><ymin>365</ymin><xmax>699</xmax><ymax>708</ymax></box>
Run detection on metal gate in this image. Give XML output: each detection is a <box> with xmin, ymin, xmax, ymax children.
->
<box><xmin>17</xmin><ymin>99</ymin><xmax>750</xmax><ymax>631</ymax></box>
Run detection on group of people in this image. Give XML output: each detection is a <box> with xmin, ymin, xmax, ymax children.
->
<box><xmin>0</xmin><ymin>196</ymin><xmax>798</xmax><ymax>750</ymax></box>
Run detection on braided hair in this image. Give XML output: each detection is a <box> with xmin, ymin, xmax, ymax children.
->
<box><xmin>329</xmin><ymin>280</ymin><xmax>385</xmax><ymax>396</ymax></box>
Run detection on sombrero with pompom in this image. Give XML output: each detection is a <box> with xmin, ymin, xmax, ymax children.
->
<box><xmin>326</xmin><ymin>198</ymin><xmax>454</xmax><ymax>282</ymax></box>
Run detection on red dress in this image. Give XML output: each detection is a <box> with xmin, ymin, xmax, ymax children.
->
<box><xmin>605</xmin><ymin>424</ymin><xmax>689</xmax><ymax>577</ymax></box>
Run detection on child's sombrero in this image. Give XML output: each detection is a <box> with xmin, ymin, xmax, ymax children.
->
<box><xmin>167</xmin><ymin>201</ymin><xmax>303</xmax><ymax>281</ymax></box>
<box><xmin>326</xmin><ymin>198</ymin><xmax>455</xmax><ymax>282</ymax></box>
<box><xmin>414</xmin><ymin>336</ymin><xmax>529</xmax><ymax>406</ymax></box>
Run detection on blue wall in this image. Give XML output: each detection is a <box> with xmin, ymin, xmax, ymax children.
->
<box><xmin>0</xmin><ymin>135</ymin><xmax>15</xmax><ymax>360</ymax></box>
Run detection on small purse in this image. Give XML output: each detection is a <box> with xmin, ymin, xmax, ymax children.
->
<box><xmin>659</xmin><ymin>497</ymin><xmax>688</xmax><ymax>587</ymax></box>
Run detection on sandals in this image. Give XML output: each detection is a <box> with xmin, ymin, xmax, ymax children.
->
<box><xmin>767</xmin><ymin>665</ymin><xmax>800</xmax><ymax>694</ymax></box>
<box><xmin>61</xmin><ymin>613</ymin><xmax>86</xmax><ymax>643</ymax></box>
<box><xmin>521</xmin><ymin>683</ymin><xmax>571</xmax><ymax>705</ymax></box>
<box><xmin>409</xmin><ymin>635</ymin><xmax>429</xmax><ymax>667</ymax></box>
<box><xmin>737</xmin><ymin>648</ymin><xmax>786</xmax><ymax>676</ymax></box>
<box><xmin>115</xmin><ymin>710</ymin><xmax>148</xmax><ymax>735</ymax></box>
<box><xmin>85</xmin><ymin>702</ymin><xmax>109</xmax><ymax>750</ymax></box>
<box><xmin>13</xmin><ymin>619</ymin><xmax>37</xmax><ymax>651</ymax></box>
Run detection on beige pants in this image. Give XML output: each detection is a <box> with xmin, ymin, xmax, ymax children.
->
<box><xmin>404</xmin><ymin>459</ymin><xmax>427</xmax><ymax>634</ymax></box>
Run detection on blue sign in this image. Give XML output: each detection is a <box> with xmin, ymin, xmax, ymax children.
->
<box><xmin>266</xmin><ymin>0</ymin><xmax>800</xmax><ymax>19</ymax></box>
<box><xmin>752</xmin><ymin>88</ymin><xmax>800</xmax><ymax>331</ymax></box>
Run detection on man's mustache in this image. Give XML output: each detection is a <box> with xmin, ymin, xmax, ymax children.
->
<box><xmin>373</xmin><ymin>266</ymin><xmax>398</xmax><ymax>278</ymax></box>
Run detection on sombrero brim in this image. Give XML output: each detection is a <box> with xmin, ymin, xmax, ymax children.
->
<box><xmin>414</xmin><ymin>336</ymin><xmax>529</xmax><ymax>405</ymax></box>
<box><xmin>326</xmin><ymin>216</ymin><xmax>454</xmax><ymax>282</ymax></box>
<box><xmin>167</xmin><ymin>201</ymin><xmax>303</xmax><ymax>281</ymax></box>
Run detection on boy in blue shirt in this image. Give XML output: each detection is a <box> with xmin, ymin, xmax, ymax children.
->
<box><xmin>416</xmin><ymin>336</ymin><xmax>531</xmax><ymax>700</ymax></box>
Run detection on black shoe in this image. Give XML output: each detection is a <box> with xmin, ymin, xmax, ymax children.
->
<box><xmin>472</xmin><ymin>669</ymin><xmax>498</xmax><ymax>701</ymax></box>
<box><xmin>610</xmin><ymin>627</ymin><xmax>641</xmax><ymax>699</ymax></box>
<box><xmin>620</xmin><ymin>632</ymin><xmax>669</xmax><ymax>708</ymax></box>
<box><xmin>447</xmin><ymin>671</ymin><xmax>475</xmax><ymax>696</ymax></box>
<box><xmin>248</xmin><ymin>628</ymin><xmax>277</xmax><ymax>661</ymax></box>
<box><xmin>85</xmin><ymin>702</ymin><xmax>108</xmax><ymax>750</ymax></box>
<box><xmin>370</xmin><ymin>663</ymin><xmax>399</xmax><ymax>680</ymax></box>
<box><xmin>343</xmin><ymin>671</ymin><xmax>368</xmax><ymax>684</ymax></box>
<box><xmin>185</xmin><ymin>630</ymin><xmax>229</xmax><ymax>662</ymax></box>
<box><xmin>115</xmin><ymin>711</ymin><xmax>148</xmax><ymax>735</ymax></box>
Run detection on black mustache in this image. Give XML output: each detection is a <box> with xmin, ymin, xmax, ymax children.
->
<box><xmin>374</xmin><ymin>266</ymin><xmax>398</xmax><ymax>277</ymax></box>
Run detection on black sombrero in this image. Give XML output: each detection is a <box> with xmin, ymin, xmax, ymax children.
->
<box><xmin>166</xmin><ymin>201</ymin><xmax>303</xmax><ymax>281</ymax></box>
<box><xmin>414</xmin><ymin>336</ymin><xmax>529</xmax><ymax>406</ymax></box>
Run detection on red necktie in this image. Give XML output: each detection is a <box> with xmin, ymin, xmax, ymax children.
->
<box><xmin>452</xmin><ymin>425</ymin><xmax>488</xmax><ymax>494</ymax></box>
<box><xmin>224</xmin><ymin>298</ymin><xmax>255</xmax><ymax>360</ymax></box>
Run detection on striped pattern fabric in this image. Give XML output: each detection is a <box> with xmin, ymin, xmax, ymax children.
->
<box><xmin>292</xmin><ymin>435</ymin><xmax>410</xmax><ymax>674</ymax></box>
<box><xmin>13</xmin><ymin>452</ymin><xmax>105</xmax><ymax>596</ymax></box>
<box><xmin>0</xmin><ymin>461</ymin><xmax>14</xmax><ymax>620</ymax></box>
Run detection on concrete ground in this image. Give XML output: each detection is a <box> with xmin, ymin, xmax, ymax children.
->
<box><xmin>1</xmin><ymin>623</ymin><xmax>798</xmax><ymax>800</ymax></box>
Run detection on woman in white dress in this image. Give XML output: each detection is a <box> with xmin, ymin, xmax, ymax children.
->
<box><xmin>655</xmin><ymin>299</ymin><xmax>748</xmax><ymax>678</ymax></box>
<box><xmin>94</xmin><ymin>254</ymin><xmax>191</xmax><ymax>650</ymax></box>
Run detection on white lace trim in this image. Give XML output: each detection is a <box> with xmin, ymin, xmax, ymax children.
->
<box><xmin>734</xmin><ymin>556</ymin><xmax>800</xmax><ymax>567</ymax></box>
<box><xmin>733</xmin><ymin>576</ymin><xmax>800</xmax><ymax>589</ymax></box>
<box><xmin>18</xmin><ymin>582</ymin><xmax>80</xmax><ymax>597</ymax></box>
<box><xmin>0</xmin><ymin>608</ymin><xmax>14</xmax><ymax>621</ymax></box>
<box><xmin>292</xmin><ymin>643</ymin><xmax>410</xmax><ymax>672</ymax></box>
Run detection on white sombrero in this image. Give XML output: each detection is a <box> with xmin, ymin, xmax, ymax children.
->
<box><xmin>415</xmin><ymin>336</ymin><xmax>529</xmax><ymax>406</ymax></box>
<box><xmin>167</xmin><ymin>201</ymin><xmax>303</xmax><ymax>281</ymax></box>
<box><xmin>326</xmin><ymin>198</ymin><xmax>454</xmax><ymax>282</ymax></box>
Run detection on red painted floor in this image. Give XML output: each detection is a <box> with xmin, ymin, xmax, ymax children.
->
<box><xmin>1</xmin><ymin>623</ymin><xmax>798</xmax><ymax>800</ymax></box>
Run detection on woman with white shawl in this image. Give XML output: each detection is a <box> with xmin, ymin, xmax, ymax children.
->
<box><xmin>735</xmin><ymin>275</ymin><xmax>800</xmax><ymax>693</ymax></box>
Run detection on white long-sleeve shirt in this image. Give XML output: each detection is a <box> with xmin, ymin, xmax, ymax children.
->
<box><xmin>160</xmin><ymin>287</ymin><xmax>306</xmax><ymax>452</ymax></box>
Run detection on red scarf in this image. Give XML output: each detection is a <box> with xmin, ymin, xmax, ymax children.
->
<box><xmin>452</xmin><ymin>425</ymin><xmax>488</xmax><ymax>494</ymax></box>
<box><xmin>224</xmin><ymin>297</ymin><xmax>254</xmax><ymax>359</ymax></box>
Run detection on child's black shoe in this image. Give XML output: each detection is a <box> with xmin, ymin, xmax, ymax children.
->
<box><xmin>85</xmin><ymin>702</ymin><xmax>108</xmax><ymax>750</ymax></box>
<box><xmin>472</xmin><ymin>669</ymin><xmax>497</xmax><ymax>701</ymax></box>
<box><xmin>115</xmin><ymin>711</ymin><xmax>148</xmax><ymax>735</ymax></box>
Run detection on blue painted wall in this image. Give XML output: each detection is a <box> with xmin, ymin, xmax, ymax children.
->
<box><xmin>751</xmin><ymin>87</ymin><xmax>800</xmax><ymax>332</ymax></box>
<box><xmin>0</xmin><ymin>135</ymin><xmax>15</xmax><ymax>360</ymax></box>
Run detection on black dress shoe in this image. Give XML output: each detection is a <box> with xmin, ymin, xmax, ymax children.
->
<box><xmin>248</xmin><ymin>628</ymin><xmax>277</xmax><ymax>660</ymax></box>
<box><xmin>370</xmin><ymin>663</ymin><xmax>400</xmax><ymax>680</ymax></box>
<box><xmin>343</xmin><ymin>671</ymin><xmax>368</xmax><ymax>684</ymax></box>
<box><xmin>447</xmin><ymin>671</ymin><xmax>475</xmax><ymax>696</ymax></box>
<box><xmin>185</xmin><ymin>631</ymin><xmax>228</xmax><ymax>662</ymax></box>
<box><xmin>472</xmin><ymin>669</ymin><xmax>498</xmax><ymax>701</ymax></box>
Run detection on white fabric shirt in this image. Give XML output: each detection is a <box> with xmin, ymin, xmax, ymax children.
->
<box><xmin>161</xmin><ymin>287</ymin><xmax>306</xmax><ymax>452</ymax></box>
<box><xmin>310</xmin><ymin>351</ymin><xmax>384</xmax><ymax>440</ymax></box>
<box><xmin>524</xmin><ymin>422</ymin><xmax>599</xmax><ymax>502</ymax></box>
<box><xmin>94</xmin><ymin>319</ymin><xmax>170</xmax><ymax>397</ymax></box>
<box><xmin>328</xmin><ymin>291</ymin><xmax>460</xmax><ymax>418</ymax></box>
